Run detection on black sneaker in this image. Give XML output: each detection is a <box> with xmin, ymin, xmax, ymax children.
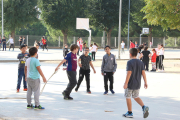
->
<box><xmin>64</xmin><ymin>96</ymin><xmax>73</xmax><ymax>100</ymax></box>
<box><xmin>87</xmin><ymin>90</ymin><xmax>91</xmax><ymax>94</ymax></box>
<box><xmin>34</xmin><ymin>105</ymin><xmax>45</xmax><ymax>110</ymax></box>
<box><xmin>27</xmin><ymin>104</ymin><xmax>34</xmax><ymax>109</ymax></box>
<box><xmin>75</xmin><ymin>88</ymin><xmax>78</xmax><ymax>92</ymax></box>
<box><xmin>62</xmin><ymin>91</ymin><xmax>66</xmax><ymax>96</ymax></box>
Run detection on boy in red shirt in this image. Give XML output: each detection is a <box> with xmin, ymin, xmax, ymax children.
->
<box><xmin>42</xmin><ymin>37</ymin><xmax>48</xmax><ymax>51</ymax></box>
<box><xmin>130</xmin><ymin>40</ymin><xmax>135</xmax><ymax>48</ymax></box>
<box><xmin>151</xmin><ymin>49</ymin><xmax>156</xmax><ymax>72</ymax></box>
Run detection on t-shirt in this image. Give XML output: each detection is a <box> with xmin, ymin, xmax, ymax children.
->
<box><xmin>142</xmin><ymin>51</ymin><xmax>150</xmax><ymax>62</ymax></box>
<box><xmin>79</xmin><ymin>55</ymin><xmax>91</xmax><ymax>70</ymax></box>
<box><xmin>17</xmin><ymin>53</ymin><xmax>30</xmax><ymax>69</ymax></box>
<box><xmin>136</xmin><ymin>53</ymin><xmax>141</xmax><ymax>59</ymax></box>
<box><xmin>25</xmin><ymin>57</ymin><xmax>41</xmax><ymax>80</ymax></box>
<box><xmin>42</xmin><ymin>39</ymin><xmax>47</xmax><ymax>45</ymax></box>
<box><xmin>151</xmin><ymin>53</ymin><xmax>156</xmax><ymax>62</ymax></box>
<box><xmin>89</xmin><ymin>47</ymin><xmax>92</xmax><ymax>53</ymax></box>
<box><xmin>91</xmin><ymin>45</ymin><xmax>97</xmax><ymax>52</ymax></box>
<box><xmin>121</xmin><ymin>43</ymin><xmax>125</xmax><ymax>48</ymax></box>
<box><xmin>126</xmin><ymin>59</ymin><xmax>144</xmax><ymax>90</ymax></box>
<box><xmin>65</xmin><ymin>52</ymin><xmax>77</xmax><ymax>71</ymax></box>
<box><xmin>130</xmin><ymin>42</ymin><xmax>135</xmax><ymax>48</ymax></box>
<box><xmin>2</xmin><ymin>39</ymin><xmax>6</xmax><ymax>44</ymax></box>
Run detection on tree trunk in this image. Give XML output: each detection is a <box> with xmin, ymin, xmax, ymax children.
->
<box><xmin>148</xmin><ymin>28</ymin><xmax>153</xmax><ymax>48</ymax></box>
<box><xmin>11</xmin><ymin>30</ymin><xmax>15</xmax><ymax>47</ymax></box>
<box><xmin>106</xmin><ymin>28</ymin><xmax>113</xmax><ymax>46</ymax></box>
<box><xmin>61</xmin><ymin>29</ymin><xmax>68</xmax><ymax>48</ymax></box>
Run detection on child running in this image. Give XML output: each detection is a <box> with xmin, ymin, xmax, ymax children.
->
<box><xmin>123</xmin><ymin>48</ymin><xmax>149</xmax><ymax>118</ymax></box>
<box><xmin>63</xmin><ymin>44</ymin><xmax>69</xmax><ymax>66</ymax></box>
<box><xmin>55</xmin><ymin>44</ymin><xmax>79</xmax><ymax>100</ymax></box>
<box><xmin>25</xmin><ymin>47</ymin><xmax>47</xmax><ymax>109</ymax></box>
<box><xmin>17</xmin><ymin>45</ymin><xmax>30</xmax><ymax>93</ymax></box>
<box><xmin>151</xmin><ymin>49</ymin><xmax>156</xmax><ymax>72</ymax></box>
<box><xmin>75</xmin><ymin>47</ymin><xmax>96</xmax><ymax>94</ymax></box>
<box><xmin>101</xmin><ymin>45</ymin><xmax>117</xmax><ymax>95</ymax></box>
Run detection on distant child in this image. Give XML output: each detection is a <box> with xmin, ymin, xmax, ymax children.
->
<box><xmin>63</xmin><ymin>44</ymin><xmax>69</xmax><ymax>66</ymax></box>
<box><xmin>101</xmin><ymin>45</ymin><xmax>117</xmax><ymax>95</ymax></box>
<box><xmin>82</xmin><ymin>43</ymin><xmax>87</xmax><ymax>53</ymax></box>
<box><xmin>55</xmin><ymin>44</ymin><xmax>79</xmax><ymax>100</ymax></box>
<box><xmin>25</xmin><ymin>47</ymin><xmax>47</xmax><ymax>109</ymax></box>
<box><xmin>136</xmin><ymin>48</ymin><xmax>142</xmax><ymax>59</ymax></box>
<box><xmin>6</xmin><ymin>36</ymin><xmax>14</xmax><ymax>51</ymax></box>
<box><xmin>121</xmin><ymin>41</ymin><xmax>125</xmax><ymax>54</ymax></box>
<box><xmin>17</xmin><ymin>45</ymin><xmax>30</xmax><ymax>93</ymax></box>
<box><xmin>36</xmin><ymin>44</ymin><xmax>39</xmax><ymax>59</ymax></box>
<box><xmin>123</xmin><ymin>48</ymin><xmax>149</xmax><ymax>118</ymax></box>
<box><xmin>2</xmin><ymin>36</ymin><xmax>6</xmax><ymax>51</ymax></box>
<box><xmin>89</xmin><ymin>44</ymin><xmax>93</xmax><ymax>56</ymax></box>
<box><xmin>141</xmin><ymin>46</ymin><xmax>151</xmax><ymax>71</ymax></box>
<box><xmin>151</xmin><ymin>49</ymin><xmax>156</xmax><ymax>72</ymax></box>
<box><xmin>75</xmin><ymin>47</ymin><xmax>96</xmax><ymax>94</ymax></box>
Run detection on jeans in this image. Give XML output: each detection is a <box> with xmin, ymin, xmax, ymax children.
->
<box><xmin>3</xmin><ymin>44</ymin><xmax>6</xmax><ymax>51</ymax></box>
<box><xmin>17</xmin><ymin>68</ymin><xmax>27</xmax><ymax>90</ymax></box>
<box><xmin>143</xmin><ymin>61</ymin><xmax>149</xmax><ymax>71</ymax></box>
<box><xmin>103</xmin><ymin>72</ymin><xmax>114</xmax><ymax>91</ymax></box>
<box><xmin>9</xmin><ymin>44</ymin><xmax>14</xmax><ymax>51</ymax></box>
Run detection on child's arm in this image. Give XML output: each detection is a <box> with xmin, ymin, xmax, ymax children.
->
<box><xmin>113</xmin><ymin>56</ymin><xmax>117</xmax><ymax>74</ymax></box>
<box><xmin>25</xmin><ymin>66</ymin><xmax>27</xmax><ymax>81</ymax></box>
<box><xmin>142</xmin><ymin>70</ymin><xmax>148</xmax><ymax>89</ymax></box>
<box><xmin>37</xmin><ymin>66</ymin><xmax>47</xmax><ymax>83</ymax></box>
<box><xmin>101</xmin><ymin>57</ymin><xmax>105</xmax><ymax>75</ymax></box>
<box><xmin>55</xmin><ymin>59</ymin><xmax>67</xmax><ymax>71</ymax></box>
<box><xmin>123</xmin><ymin>71</ymin><xmax>132</xmax><ymax>89</ymax></box>
<box><xmin>78</xmin><ymin>58</ymin><xmax>82</xmax><ymax>67</ymax></box>
<box><xmin>90</xmin><ymin>61</ymin><xmax>96</xmax><ymax>73</ymax></box>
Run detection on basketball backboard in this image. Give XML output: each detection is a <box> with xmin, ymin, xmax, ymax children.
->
<box><xmin>76</xmin><ymin>18</ymin><xmax>89</xmax><ymax>30</ymax></box>
<box><xmin>142</xmin><ymin>28</ymin><xmax>149</xmax><ymax>34</ymax></box>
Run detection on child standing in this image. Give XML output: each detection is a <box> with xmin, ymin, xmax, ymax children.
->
<box><xmin>25</xmin><ymin>47</ymin><xmax>47</xmax><ymax>109</ymax></box>
<box><xmin>17</xmin><ymin>45</ymin><xmax>30</xmax><ymax>93</ymax></box>
<box><xmin>89</xmin><ymin>44</ymin><xmax>93</xmax><ymax>56</ymax></box>
<box><xmin>6</xmin><ymin>36</ymin><xmax>14</xmax><ymax>51</ymax></box>
<box><xmin>151</xmin><ymin>49</ymin><xmax>156</xmax><ymax>72</ymax></box>
<box><xmin>63</xmin><ymin>44</ymin><xmax>69</xmax><ymax>66</ymax></box>
<box><xmin>141</xmin><ymin>47</ymin><xmax>151</xmax><ymax>71</ymax></box>
<box><xmin>121</xmin><ymin>41</ymin><xmax>125</xmax><ymax>54</ymax></box>
<box><xmin>2</xmin><ymin>36</ymin><xmax>6</xmax><ymax>51</ymax></box>
<box><xmin>75</xmin><ymin>47</ymin><xmax>96</xmax><ymax>94</ymax></box>
<box><xmin>123</xmin><ymin>48</ymin><xmax>149</xmax><ymax>118</ymax></box>
<box><xmin>55</xmin><ymin>44</ymin><xmax>79</xmax><ymax>100</ymax></box>
<box><xmin>101</xmin><ymin>45</ymin><xmax>117</xmax><ymax>95</ymax></box>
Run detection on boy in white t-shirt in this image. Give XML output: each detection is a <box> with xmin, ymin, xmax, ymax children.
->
<box><xmin>25</xmin><ymin>47</ymin><xmax>47</xmax><ymax>110</ymax></box>
<box><xmin>121</xmin><ymin>41</ymin><xmax>125</xmax><ymax>54</ymax></box>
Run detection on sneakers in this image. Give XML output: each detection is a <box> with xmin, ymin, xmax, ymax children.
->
<box><xmin>104</xmin><ymin>91</ymin><xmax>108</xmax><ymax>95</ymax></box>
<box><xmin>143</xmin><ymin>106</ymin><xmax>149</xmax><ymax>118</ymax></box>
<box><xmin>123</xmin><ymin>112</ymin><xmax>133</xmax><ymax>118</ymax></box>
<box><xmin>64</xmin><ymin>96</ymin><xmax>73</xmax><ymax>100</ymax></box>
<box><xmin>75</xmin><ymin>88</ymin><xmax>78</xmax><ymax>92</ymax></box>
<box><xmin>23</xmin><ymin>88</ymin><xmax>27</xmax><ymax>91</ymax></box>
<box><xmin>150</xmin><ymin>69</ymin><xmax>156</xmax><ymax>72</ymax></box>
<box><xmin>87</xmin><ymin>90</ymin><xmax>91</xmax><ymax>94</ymax></box>
<box><xmin>34</xmin><ymin>105</ymin><xmax>45</xmax><ymax>110</ymax></box>
<box><xmin>17</xmin><ymin>89</ymin><xmax>20</xmax><ymax>93</ymax></box>
<box><xmin>110</xmin><ymin>90</ymin><xmax>115</xmax><ymax>94</ymax></box>
<box><xmin>27</xmin><ymin>104</ymin><xmax>34</xmax><ymax>109</ymax></box>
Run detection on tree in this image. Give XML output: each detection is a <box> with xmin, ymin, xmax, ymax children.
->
<box><xmin>142</xmin><ymin>0</ymin><xmax>180</xmax><ymax>31</ymax></box>
<box><xmin>3</xmin><ymin>0</ymin><xmax>39</xmax><ymax>42</ymax></box>
<box><xmin>38</xmin><ymin>0</ymin><xmax>87</xmax><ymax>46</ymax></box>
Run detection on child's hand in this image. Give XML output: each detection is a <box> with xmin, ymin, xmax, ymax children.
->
<box><xmin>79</xmin><ymin>63</ymin><xmax>82</xmax><ymax>67</ymax></box>
<box><xmin>93</xmin><ymin>70</ymin><xmax>96</xmax><ymax>74</ymax></box>
<box><xmin>25</xmin><ymin>77</ymin><xmax>27</xmax><ymax>81</ymax></box>
<box><xmin>101</xmin><ymin>73</ymin><xmax>104</xmax><ymax>76</ymax></box>
<box><xmin>55</xmin><ymin>67</ymin><xmax>59</xmax><ymax>72</ymax></box>
<box><xmin>144</xmin><ymin>83</ymin><xmax>148</xmax><ymax>89</ymax></box>
<box><xmin>63</xmin><ymin>68</ymin><xmax>67</xmax><ymax>71</ymax></box>
<box><xmin>123</xmin><ymin>83</ymin><xmax>128</xmax><ymax>89</ymax></box>
<box><xmin>43</xmin><ymin>77</ymin><xmax>47</xmax><ymax>83</ymax></box>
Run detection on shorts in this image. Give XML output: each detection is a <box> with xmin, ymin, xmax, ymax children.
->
<box><xmin>125</xmin><ymin>88</ymin><xmax>139</xmax><ymax>98</ymax></box>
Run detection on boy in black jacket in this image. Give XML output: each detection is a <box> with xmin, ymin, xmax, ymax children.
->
<box><xmin>63</xmin><ymin>44</ymin><xmax>69</xmax><ymax>66</ymax></box>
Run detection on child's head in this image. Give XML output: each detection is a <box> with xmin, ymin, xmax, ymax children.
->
<box><xmin>83</xmin><ymin>43</ymin><xmax>86</xmax><ymax>47</ymax></box>
<box><xmin>137</xmin><ymin>48</ymin><xmax>140</xmax><ymax>53</ymax></box>
<box><xmin>3</xmin><ymin>36</ymin><xmax>5</xmax><ymax>39</ymax></box>
<box><xmin>90</xmin><ymin>44</ymin><xmax>93</xmax><ymax>47</ymax></box>
<box><xmin>10</xmin><ymin>36</ymin><xmax>12</xmax><ymax>39</ymax></box>
<box><xmin>29</xmin><ymin>47</ymin><xmax>37</xmax><ymax>57</ymax></box>
<box><xmin>160</xmin><ymin>44</ymin><xmax>163</xmax><ymax>48</ymax></box>
<box><xmin>42</xmin><ymin>37</ymin><xmax>44</xmax><ymax>39</ymax></box>
<box><xmin>20</xmin><ymin>45</ymin><xmax>27</xmax><ymax>54</ymax></box>
<box><xmin>70</xmin><ymin>44</ymin><xmax>79</xmax><ymax>53</ymax></box>
<box><xmin>36</xmin><ymin>44</ymin><xmax>39</xmax><ymax>49</ymax></box>
<box><xmin>104</xmin><ymin>45</ymin><xmax>111</xmax><ymax>54</ymax></box>
<box><xmin>23</xmin><ymin>36</ymin><xmax>25</xmax><ymax>39</ymax></box>
<box><xmin>129</xmin><ymin>48</ymin><xmax>138</xmax><ymax>58</ymax></box>
<box><xmin>84</xmin><ymin>47</ymin><xmax>89</xmax><ymax>55</ymax></box>
<box><xmin>130</xmin><ymin>40</ymin><xmax>132</xmax><ymax>43</ymax></box>
<box><xmin>152</xmin><ymin>48</ymin><xmax>156</xmax><ymax>53</ymax></box>
<box><xmin>64</xmin><ymin>44</ymin><xmax>68</xmax><ymax>48</ymax></box>
<box><xmin>135</xmin><ymin>41</ymin><xmax>137</xmax><ymax>44</ymax></box>
<box><xmin>144</xmin><ymin>46</ymin><xmax>148</xmax><ymax>51</ymax></box>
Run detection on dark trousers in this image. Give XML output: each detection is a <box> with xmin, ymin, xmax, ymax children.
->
<box><xmin>64</xmin><ymin>71</ymin><xmax>77</xmax><ymax>96</ymax></box>
<box><xmin>77</xmin><ymin>48</ymin><xmax>79</xmax><ymax>56</ymax></box>
<box><xmin>3</xmin><ymin>44</ymin><xmax>6</xmax><ymax>51</ymax></box>
<box><xmin>156</xmin><ymin>56</ymin><xmax>159</xmax><ymax>69</ymax></box>
<box><xmin>17</xmin><ymin>68</ymin><xmax>27</xmax><ymax>89</ymax></box>
<box><xmin>159</xmin><ymin>55</ymin><xmax>164</xmax><ymax>70</ymax></box>
<box><xmin>92</xmin><ymin>52</ymin><xmax>96</xmax><ymax>61</ymax></box>
<box><xmin>104</xmin><ymin>72</ymin><xmax>114</xmax><ymax>91</ymax></box>
<box><xmin>43</xmin><ymin>44</ymin><xmax>48</xmax><ymax>51</ymax></box>
<box><xmin>63</xmin><ymin>57</ymin><xmax>67</xmax><ymax>66</ymax></box>
<box><xmin>76</xmin><ymin>68</ymin><xmax>90</xmax><ymax>91</ymax></box>
<box><xmin>19</xmin><ymin>41</ymin><xmax>22</xmax><ymax>46</ymax></box>
<box><xmin>143</xmin><ymin>61</ymin><xmax>149</xmax><ymax>71</ymax></box>
<box><xmin>122</xmin><ymin>48</ymin><xmax>125</xmax><ymax>53</ymax></box>
<box><xmin>9</xmin><ymin>44</ymin><xmax>14</xmax><ymax>51</ymax></box>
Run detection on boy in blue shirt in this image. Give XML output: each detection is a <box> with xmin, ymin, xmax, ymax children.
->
<box><xmin>25</xmin><ymin>47</ymin><xmax>47</xmax><ymax>110</ymax></box>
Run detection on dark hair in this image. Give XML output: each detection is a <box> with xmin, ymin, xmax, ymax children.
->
<box><xmin>161</xmin><ymin>44</ymin><xmax>163</xmax><ymax>47</ymax></box>
<box><xmin>130</xmin><ymin>40</ymin><xmax>132</xmax><ymax>42</ymax></box>
<box><xmin>144</xmin><ymin>46</ymin><xmax>148</xmax><ymax>51</ymax></box>
<box><xmin>3</xmin><ymin>36</ymin><xmax>5</xmax><ymax>38</ymax></box>
<box><xmin>24</xmin><ymin>44</ymin><xmax>27</xmax><ymax>47</ymax></box>
<box><xmin>130</xmin><ymin>48</ymin><xmax>138</xmax><ymax>57</ymax></box>
<box><xmin>20</xmin><ymin>45</ymin><xmax>26</xmax><ymax>49</ymax></box>
<box><xmin>70</xmin><ymin>44</ymin><xmax>79</xmax><ymax>51</ymax></box>
<box><xmin>152</xmin><ymin>48</ymin><xmax>155</xmax><ymax>51</ymax></box>
<box><xmin>104</xmin><ymin>45</ymin><xmax>111</xmax><ymax>50</ymax></box>
<box><xmin>42</xmin><ymin>37</ymin><xmax>44</xmax><ymax>39</ymax></box>
<box><xmin>85</xmin><ymin>47</ymin><xmax>89</xmax><ymax>49</ymax></box>
<box><xmin>90</xmin><ymin>44</ymin><xmax>93</xmax><ymax>47</ymax></box>
<box><xmin>29</xmin><ymin>47</ymin><xmax>38</xmax><ymax>56</ymax></box>
<box><xmin>23</xmin><ymin>36</ymin><xmax>25</xmax><ymax>38</ymax></box>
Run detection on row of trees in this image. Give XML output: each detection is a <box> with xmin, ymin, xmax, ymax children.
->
<box><xmin>0</xmin><ymin>0</ymin><xmax>180</xmax><ymax>47</ymax></box>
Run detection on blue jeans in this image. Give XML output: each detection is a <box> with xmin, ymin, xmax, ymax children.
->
<box><xmin>3</xmin><ymin>44</ymin><xmax>6</xmax><ymax>51</ymax></box>
<box><xmin>17</xmin><ymin>68</ymin><xmax>27</xmax><ymax>89</ymax></box>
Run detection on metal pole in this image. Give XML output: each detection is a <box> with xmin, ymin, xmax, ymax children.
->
<box><xmin>152</xmin><ymin>37</ymin><xmax>153</xmax><ymax>47</ymax></box>
<box><xmin>58</xmin><ymin>36</ymin><xmax>60</xmax><ymax>47</ymax></box>
<box><xmin>118</xmin><ymin>0</ymin><xmax>122</xmax><ymax>59</ymax></box>
<box><xmin>2</xmin><ymin>0</ymin><xmax>3</xmax><ymax>37</ymax></box>
<box><xmin>127</xmin><ymin>0</ymin><xmax>130</xmax><ymax>50</ymax></box>
<box><xmin>27</xmin><ymin>35</ymin><xmax>28</xmax><ymax>46</ymax></box>
<box><xmin>140</xmin><ymin>34</ymin><xmax>142</xmax><ymax>45</ymax></box>
<box><xmin>103</xmin><ymin>31</ymin><xmax>105</xmax><ymax>47</ymax></box>
<box><xmin>73</xmin><ymin>36</ymin><xmax>75</xmax><ymax>44</ymax></box>
<box><xmin>115</xmin><ymin>37</ymin><xmax>116</xmax><ymax>48</ymax></box>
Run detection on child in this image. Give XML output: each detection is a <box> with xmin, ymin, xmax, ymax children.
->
<box><xmin>136</xmin><ymin>48</ymin><xmax>142</xmax><ymax>59</ymax></box>
<box><xmin>63</xmin><ymin>44</ymin><xmax>69</xmax><ymax>66</ymax></box>
<box><xmin>101</xmin><ymin>45</ymin><xmax>117</xmax><ymax>95</ymax></box>
<box><xmin>55</xmin><ymin>44</ymin><xmax>79</xmax><ymax>100</ymax></box>
<box><xmin>123</xmin><ymin>48</ymin><xmax>149</xmax><ymax>118</ymax></box>
<box><xmin>6</xmin><ymin>36</ymin><xmax>14</xmax><ymax>51</ymax></box>
<box><xmin>2</xmin><ymin>36</ymin><xmax>6</xmax><ymax>51</ymax></box>
<box><xmin>121</xmin><ymin>41</ymin><xmax>125</xmax><ymax>54</ymax></box>
<box><xmin>89</xmin><ymin>44</ymin><xmax>93</xmax><ymax>56</ymax></box>
<box><xmin>151</xmin><ymin>49</ymin><xmax>156</xmax><ymax>72</ymax></box>
<box><xmin>82</xmin><ymin>42</ymin><xmax>87</xmax><ymax>53</ymax></box>
<box><xmin>25</xmin><ymin>47</ymin><xmax>47</xmax><ymax>109</ymax></box>
<box><xmin>17</xmin><ymin>45</ymin><xmax>30</xmax><ymax>92</ymax></box>
<box><xmin>36</xmin><ymin>44</ymin><xmax>39</xmax><ymax>59</ymax></box>
<box><xmin>141</xmin><ymin>46</ymin><xmax>151</xmax><ymax>71</ymax></box>
<box><xmin>75</xmin><ymin>47</ymin><xmax>96</xmax><ymax>94</ymax></box>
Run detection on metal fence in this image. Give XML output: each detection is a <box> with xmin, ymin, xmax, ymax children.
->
<box><xmin>6</xmin><ymin>35</ymin><xmax>180</xmax><ymax>48</ymax></box>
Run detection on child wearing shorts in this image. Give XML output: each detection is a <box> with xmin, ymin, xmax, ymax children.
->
<box><xmin>25</xmin><ymin>47</ymin><xmax>47</xmax><ymax>110</ymax></box>
<box><xmin>123</xmin><ymin>48</ymin><xmax>149</xmax><ymax>118</ymax></box>
<box><xmin>55</xmin><ymin>44</ymin><xmax>79</xmax><ymax>100</ymax></box>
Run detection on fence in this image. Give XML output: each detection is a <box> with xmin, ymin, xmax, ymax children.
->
<box><xmin>6</xmin><ymin>35</ymin><xmax>180</xmax><ymax>48</ymax></box>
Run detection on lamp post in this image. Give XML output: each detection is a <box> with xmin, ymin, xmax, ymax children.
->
<box><xmin>2</xmin><ymin>0</ymin><xmax>4</xmax><ymax>38</ymax></box>
<box><xmin>118</xmin><ymin>0</ymin><xmax>122</xmax><ymax>59</ymax></box>
<box><xmin>127</xmin><ymin>0</ymin><xmax>130</xmax><ymax>50</ymax></box>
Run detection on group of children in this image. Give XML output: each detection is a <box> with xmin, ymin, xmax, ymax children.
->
<box><xmin>16</xmin><ymin>43</ymin><xmax>149</xmax><ymax>118</ymax></box>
